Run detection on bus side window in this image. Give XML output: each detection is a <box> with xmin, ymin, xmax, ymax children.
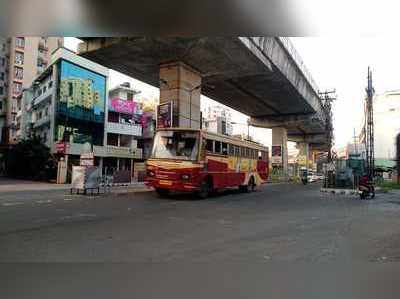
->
<box><xmin>222</xmin><ymin>142</ymin><xmax>228</xmax><ymax>155</ymax></box>
<box><xmin>258</xmin><ymin>151</ymin><xmax>262</xmax><ymax>160</ymax></box>
<box><xmin>206</xmin><ymin>139</ymin><xmax>213</xmax><ymax>152</ymax></box>
<box><xmin>228</xmin><ymin>144</ymin><xmax>234</xmax><ymax>155</ymax></box>
<box><xmin>234</xmin><ymin>145</ymin><xmax>240</xmax><ymax>157</ymax></box>
<box><xmin>262</xmin><ymin>151</ymin><xmax>267</xmax><ymax>161</ymax></box>
<box><xmin>240</xmin><ymin>147</ymin><xmax>245</xmax><ymax>157</ymax></box>
<box><xmin>215</xmin><ymin>141</ymin><xmax>221</xmax><ymax>154</ymax></box>
<box><xmin>245</xmin><ymin>147</ymin><xmax>250</xmax><ymax>158</ymax></box>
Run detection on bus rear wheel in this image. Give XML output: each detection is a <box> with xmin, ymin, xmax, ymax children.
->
<box><xmin>240</xmin><ymin>177</ymin><xmax>255</xmax><ymax>193</ymax></box>
<box><xmin>155</xmin><ymin>188</ymin><xmax>170</xmax><ymax>198</ymax></box>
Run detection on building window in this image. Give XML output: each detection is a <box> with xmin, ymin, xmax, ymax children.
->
<box><xmin>0</xmin><ymin>100</ymin><xmax>2</xmax><ymax>110</ymax></box>
<box><xmin>127</xmin><ymin>92</ymin><xmax>134</xmax><ymax>101</ymax></box>
<box><xmin>107</xmin><ymin>133</ymin><xmax>119</xmax><ymax>146</ymax></box>
<box><xmin>14</xmin><ymin>67</ymin><xmax>23</xmax><ymax>80</ymax></box>
<box><xmin>13</xmin><ymin>82</ymin><xmax>22</xmax><ymax>94</ymax></box>
<box><xmin>45</xmin><ymin>107</ymin><xmax>48</xmax><ymax>116</ymax></box>
<box><xmin>48</xmin><ymin>81</ymin><xmax>53</xmax><ymax>88</ymax></box>
<box><xmin>15</xmin><ymin>52</ymin><xmax>24</xmax><ymax>65</ymax></box>
<box><xmin>0</xmin><ymin>86</ymin><xmax>3</xmax><ymax>95</ymax></box>
<box><xmin>15</xmin><ymin>37</ymin><xmax>25</xmax><ymax>49</ymax></box>
<box><xmin>1</xmin><ymin>57</ymin><xmax>5</xmax><ymax>66</ymax></box>
<box><xmin>0</xmin><ymin>72</ymin><xmax>4</xmax><ymax>80</ymax></box>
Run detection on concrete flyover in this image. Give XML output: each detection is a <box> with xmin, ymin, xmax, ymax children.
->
<box><xmin>78</xmin><ymin>37</ymin><xmax>332</xmax><ymax>166</ymax></box>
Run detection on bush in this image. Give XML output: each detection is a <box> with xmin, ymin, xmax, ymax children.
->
<box><xmin>3</xmin><ymin>137</ymin><xmax>57</xmax><ymax>181</ymax></box>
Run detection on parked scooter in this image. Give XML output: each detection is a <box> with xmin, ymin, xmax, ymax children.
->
<box><xmin>358</xmin><ymin>175</ymin><xmax>375</xmax><ymax>199</ymax></box>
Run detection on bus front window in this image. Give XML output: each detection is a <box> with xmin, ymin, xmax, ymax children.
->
<box><xmin>152</xmin><ymin>131</ymin><xmax>199</xmax><ymax>160</ymax></box>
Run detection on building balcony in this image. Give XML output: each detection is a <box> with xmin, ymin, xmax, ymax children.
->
<box><xmin>38</xmin><ymin>41</ymin><xmax>48</xmax><ymax>52</ymax></box>
<box><xmin>51</xmin><ymin>143</ymin><xmax>143</xmax><ymax>160</ymax></box>
<box><xmin>106</xmin><ymin>122</ymin><xmax>142</xmax><ymax>137</ymax></box>
<box><xmin>94</xmin><ymin>145</ymin><xmax>143</xmax><ymax>159</ymax></box>
<box><xmin>33</xmin><ymin>87</ymin><xmax>52</xmax><ymax>106</ymax></box>
<box><xmin>33</xmin><ymin>115</ymin><xmax>50</xmax><ymax>128</ymax></box>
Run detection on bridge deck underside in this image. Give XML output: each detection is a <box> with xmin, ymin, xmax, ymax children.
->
<box><xmin>79</xmin><ymin>37</ymin><xmax>327</xmax><ymax>139</ymax></box>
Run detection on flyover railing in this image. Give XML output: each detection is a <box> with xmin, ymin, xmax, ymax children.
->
<box><xmin>277</xmin><ymin>37</ymin><xmax>320</xmax><ymax>96</ymax></box>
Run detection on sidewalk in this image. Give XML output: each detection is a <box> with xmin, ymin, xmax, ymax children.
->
<box><xmin>0</xmin><ymin>178</ymin><xmax>70</xmax><ymax>192</ymax></box>
<box><xmin>0</xmin><ymin>177</ymin><xmax>151</xmax><ymax>194</ymax></box>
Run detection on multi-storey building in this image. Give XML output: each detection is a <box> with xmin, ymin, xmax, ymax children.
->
<box><xmin>0</xmin><ymin>38</ymin><xmax>9</xmax><ymax>144</ymax></box>
<box><xmin>104</xmin><ymin>82</ymin><xmax>143</xmax><ymax>174</ymax></box>
<box><xmin>0</xmin><ymin>37</ymin><xmax>63</xmax><ymax>144</ymax></box>
<box><xmin>202</xmin><ymin>104</ymin><xmax>233</xmax><ymax>136</ymax></box>
<box><xmin>21</xmin><ymin>47</ymin><xmax>143</xmax><ymax>182</ymax></box>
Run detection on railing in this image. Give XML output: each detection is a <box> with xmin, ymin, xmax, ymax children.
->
<box><xmin>277</xmin><ymin>37</ymin><xmax>320</xmax><ymax>96</ymax></box>
<box><xmin>106</xmin><ymin>122</ymin><xmax>142</xmax><ymax>136</ymax></box>
<box><xmin>33</xmin><ymin>115</ymin><xmax>50</xmax><ymax>128</ymax></box>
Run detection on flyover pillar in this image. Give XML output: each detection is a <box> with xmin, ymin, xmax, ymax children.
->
<box><xmin>159</xmin><ymin>62</ymin><xmax>202</xmax><ymax>129</ymax></box>
<box><xmin>272</xmin><ymin>127</ymin><xmax>288</xmax><ymax>179</ymax></box>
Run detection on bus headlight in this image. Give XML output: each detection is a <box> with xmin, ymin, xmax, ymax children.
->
<box><xmin>181</xmin><ymin>174</ymin><xmax>191</xmax><ymax>181</ymax></box>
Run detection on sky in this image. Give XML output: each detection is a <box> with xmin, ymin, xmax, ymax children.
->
<box><xmin>64</xmin><ymin>37</ymin><xmax>400</xmax><ymax>149</ymax></box>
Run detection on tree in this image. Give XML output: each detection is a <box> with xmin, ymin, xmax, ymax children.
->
<box><xmin>4</xmin><ymin>137</ymin><xmax>57</xmax><ymax>181</ymax></box>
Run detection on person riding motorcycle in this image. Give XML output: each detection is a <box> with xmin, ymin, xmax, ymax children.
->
<box><xmin>359</xmin><ymin>175</ymin><xmax>375</xmax><ymax>199</ymax></box>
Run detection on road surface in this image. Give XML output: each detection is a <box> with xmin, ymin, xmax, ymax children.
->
<box><xmin>1</xmin><ymin>183</ymin><xmax>400</xmax><ymax>298</ymax></box>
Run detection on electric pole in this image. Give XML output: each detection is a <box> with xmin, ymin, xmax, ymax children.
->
<box><xmin>319</xmin><ymin>90</ymin><xmax>336</xmax><ymax>163</ymax></box>
<box><xmin>365</xmin><ymin>67</ymin><xmax>375</xmax><ymax>181</ymax></box>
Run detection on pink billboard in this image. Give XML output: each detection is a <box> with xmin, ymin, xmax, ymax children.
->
<box><xmin>109</xmin><ymin>98</ymin><xmax>137</xmax><ymax>114</ymax></box>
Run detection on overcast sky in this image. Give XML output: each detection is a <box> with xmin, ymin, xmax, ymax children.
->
<box><xmin>64</xmin><ymin>37</ymin><xmax>399</xmax><ymax>149</ymax></box>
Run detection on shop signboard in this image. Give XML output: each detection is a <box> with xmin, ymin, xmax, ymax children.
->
<box><xmin>156</xmin><ymin>102</ymin><xmax>173</xmax><ymax>129</ymax></box>
<box><xmin>55</xmin><ymin>142</ymin><xmax>67</xmax><ymax>154</ymax></box>
<box><xmin>271</xmin><ymin>145</ymin><xmax>282</xmax><ymax>165</ymax></box>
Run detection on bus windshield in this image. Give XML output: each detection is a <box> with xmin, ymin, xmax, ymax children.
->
<box><xmin>151</xmin><ymin>130</ymin><xmax>199</xmax><ymax>161</ymax></box>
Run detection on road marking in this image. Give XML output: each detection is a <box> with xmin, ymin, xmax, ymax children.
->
<box><xmin>35</xmin><ymin>199</ymin><xmax>53</xmax><ymax>204</ymax></box>
<box><xmin>60</xmin><ymin>213</ymin><xmax>97</xmax><ymax>220</ymax></box>
<box><xmin>2</xmin><ymin>202</ymin><xmax>24</xmax><ymax>207</ymax></box>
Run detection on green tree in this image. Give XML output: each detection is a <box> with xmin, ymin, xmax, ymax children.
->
<box><xmin>4</xmin><ymin>137</ymin><xmax>57</xmax><ymax>181</ymax></box>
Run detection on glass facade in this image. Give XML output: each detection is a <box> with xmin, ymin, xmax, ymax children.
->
<box><xmin>55</xmin><ymin>60</ymin><xmax>106</xmax><ymax>146</ymax></box>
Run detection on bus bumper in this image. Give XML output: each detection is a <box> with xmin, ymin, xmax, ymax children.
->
<box><xmin>145</xmin><ymin>178</ymin><xmax>199</xmax><ymax>192</ymax></box>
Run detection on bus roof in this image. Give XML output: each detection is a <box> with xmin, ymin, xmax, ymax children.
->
<box><xmin>156</xmin><ymin>127</ymin><xmax>269</xmax><ymax>152</ymax></box>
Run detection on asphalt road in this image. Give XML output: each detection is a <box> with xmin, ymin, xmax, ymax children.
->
<box><xmin>2</xmin><ymin>183</ymin><xmax>400</xmax><ymax>298</ymax></box>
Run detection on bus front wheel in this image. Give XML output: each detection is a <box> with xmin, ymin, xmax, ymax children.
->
<box><xmin>197</xmin><ymin>179</ymin><xmax>212</xmax><ymax>199</ymax></box>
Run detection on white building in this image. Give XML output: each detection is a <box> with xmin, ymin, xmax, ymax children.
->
<box><xmin>203</xmin><ymin>104</ymin><xmax>233</xmax><ymax>136</ymax></box>
<box><xmin>373</xmin><ymin>91</ymin><xmax>400</xmax><ymax>161</ymax></box>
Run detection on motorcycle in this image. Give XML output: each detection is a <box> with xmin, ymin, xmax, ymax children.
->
<box><xmin>358</xmin><ymin>176</ymin><xmax>375</xmax><ymax>199</ymax></box>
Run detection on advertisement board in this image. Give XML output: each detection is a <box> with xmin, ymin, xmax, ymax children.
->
<box><xmin>271</xmin><ymin>145</ymin><xmax>282</xmax><ymax>164</ymax></box>
<box><xmin>57</xmin><ymin>60</ymin><xmax>106</xmax><ymax>123</ymax></box>
<box><xmin>157</xmin><ymin>102</ymin><xmax>173</xmax><ymax>129</ymax></box>
<box><xmin>109</xmin><ymin>98</ymin><xmax>138</xmax><ymax>114</ymax></box>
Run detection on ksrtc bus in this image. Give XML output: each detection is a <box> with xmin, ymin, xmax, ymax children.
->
<box><xmin>145</xmin><ymin>128</ymin><xmax>269</xmax><ymax>198</ymax></box>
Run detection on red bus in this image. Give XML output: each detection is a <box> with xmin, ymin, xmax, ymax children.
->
<box><xmin>145</xmin><ymin>128</ymin><xmax>269</xmax><ymax>198</ymax></box>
